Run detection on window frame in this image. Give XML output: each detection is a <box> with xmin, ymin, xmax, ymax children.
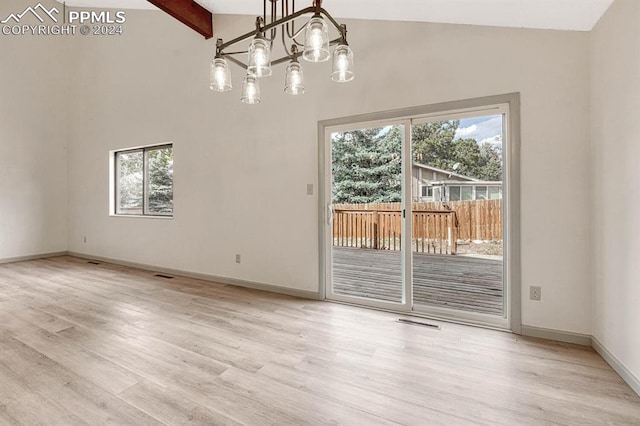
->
<box><xmin>449</xmin><ymin>185</ymin><xmax>461</xmax><ymax>201</ymax></box>
<box><xmin>112</xmin><ymin>143</ymin><xmax>174</xmax><ymax>218</ymax></box>
<box><xmin>421</xmin><ymin>185</ymin><xmax>433</xmax><ymax>198</ymax></box>
<box><xmin>318</xmin><ymin>92</ymin><xmax>521</xmax><ymax>334</ymax></box>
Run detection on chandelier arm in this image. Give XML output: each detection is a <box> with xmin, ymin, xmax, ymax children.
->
<box><xmin>263</xmin><ymin>0</ymin><xmax>267</xmax><ymax>28</ymax></box>
<box><xmin>218</xmin><ymin>6</ymin><xmax>315</xmax><ymax>52</ymax></box>
<box><xmin>319</xmin><ymin>8</ymin><xmax>345</xmax><ymax>35</ymax></box>
<box><xmin>283</xmin><ymin>7</ymin><xmax>344</xmax><ymax>45</ymax></box>
<box><xmin>289</xmin><ymin>16</ymin><xmax>310</xmax><ymax>40</ymax></box>
<box><xmin>328</xmin><ymin>36</ymin><xmax>344</xmax><ymax>46</ymax></box>
<box><xmin>225</xmin><ymin>55</ymin><xmax>249</xmax><ymax>70</ymax></box>
<box><xmin>285</xmin><ymin>19</ymin><xmax>306</xmax><ymax>48</ymax></box>
<box><xmin>285</xmin><ymin>0</ymin><xmax>301</xmax><ymax>43</ymax></box>
<box><xmin>262</xmin><ymin>33</ymin><xmax>278</xmax><ymax>43</ymax></box>
<box><xmin>283</xmin><ymin>0</ymin><xmax>294</xmax><ymax>46</ymax></box>
<box><xmin>283</xmin><ymin>0</ymin><xmax>288</xmax><ymax>39</ymax></box>
<box><xmin>220</xmin><ymin>50</ymin><xmax>249</xmax><ymax>56</ymax></box>
<box><xmin>271</xmin><ymin>53</ymin><xmax>301</xmax><ymax>67</ymax></box>
<box><xmin>260</xmin><ymin>6</ymin><xmax>315</xmax><ymax>34</ymax></box>
<box><xmin>270</xmin><ymin>0</ymin><xmax>277</xmax><ymax>41</ymax></box>
<box><xmin>281</xmin><ymin>20</ymin><xmax>293</xmax><ymax>57</ymax></box>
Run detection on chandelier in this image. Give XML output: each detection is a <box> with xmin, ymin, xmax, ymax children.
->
<box><xmin>210</xmin><ymin>0</ymin><xmax>355</xmax><ymax>104</ymax></box>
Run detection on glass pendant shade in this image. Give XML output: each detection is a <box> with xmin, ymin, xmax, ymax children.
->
<box><xmin>241</xmin><ymin>74</ymin><xmax>261</xmax><ymax>104</ymax></box>
<box><xmin>210</xmin><ymin>58</ymin><xmax>232</xmax><ymax>92</ymax></box>
<box><xmin>284</xmin><ymin>61</ymin><xmax>305</xmax><ymax>95</ymax></box>
<box><xmin>248</xmin><ymin>38</ymin><xmax>272</xmax><ymax>77</ymax></box>
<box><xmin>302</xmin><ymin>17</ymin><xmax>330</xmax><ymax>63</ymax></box>
<box><xmin>331</xmin><ymin>45</ymin><xmax>355</xmax><ymax>83</ymax></box>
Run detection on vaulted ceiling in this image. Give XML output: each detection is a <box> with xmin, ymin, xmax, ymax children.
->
<box><xmin>55</xmin><ymin>0</ymin><xmax>613</xmax><ymax>32</ymax></box>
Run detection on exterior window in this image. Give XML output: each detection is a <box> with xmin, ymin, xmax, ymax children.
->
<box><xmin>449</xmin><ymin>186</ymin><xmax>461</xmax><ymax>201</ymax></box>
<box><xmin>488</xmin><ymin>186</ymin><xmax>502</xmax><ymax>200</ymax></box>
<box><xmin>476</xmin><ymin>186</ymin><xmax>488</xmax><ymax>200</ymax></box>
<box><xmin>433</xmin><ymin>187</ymin><xmax>442</xmax><ymax>201</ymax></box>
<box><xmin>115</xmin><ymin>144</ymin><xmax>173</xmax><ymax>216</ymax></box>
<box><xmin>421</xmin><ymin>185</ymin><xmax>433</xmax><ymax>197</ymax></box>
<box><xmin>461</xmin><ymin>186</ymin><xmax>473</xmax><ymax>201</ymax></box>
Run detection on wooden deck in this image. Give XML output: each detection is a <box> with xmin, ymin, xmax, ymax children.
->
<box><xmin>332</xmin><ymin>247</ymin><xmax>504</xmax><ymax>315</ymax></box>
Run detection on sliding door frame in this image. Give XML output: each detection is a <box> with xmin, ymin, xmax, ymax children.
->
<box><xmin>318</xmin><ymin>93</ymin><xmax>521</xmax><ymax>333</ymax></box>
<box><xmin>409</xmin><ymin>105</ymin><xmax>510</xmax><ymax>329</ymax></box>
<box><xmin>321</xmin><ymin>118</ymin><xmax>413</xmax><ymax>312</ymax></box>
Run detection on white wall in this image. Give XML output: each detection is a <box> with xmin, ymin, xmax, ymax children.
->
<box><xmin>0</xmin><ymin>0</ymin><xmax>69</xmax><ymax>260</ymax></box>
<box><xmin>65</xmin><ymin>11</ymin><xmax>593</xmax><ymax>333</ymax></box>
<box><xmin>590</xmin><ymin>0</ymin><xmax>640</xmax><ymax>384</ymax></box>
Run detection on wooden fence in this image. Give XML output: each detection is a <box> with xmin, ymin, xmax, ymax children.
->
<box><xmin>332</xmin><ymin>200</ymin><xmax>502</xmax><ymax>255</ymax></box>
<box><xmin>447</xmin><ymin>200</ymin><xmax>502</xmax><ymax>241</ymax></box>
<box><xmin>332</xmin><ymin>208</ymin><xmax>458</xmax><ymax>255</ymax></box>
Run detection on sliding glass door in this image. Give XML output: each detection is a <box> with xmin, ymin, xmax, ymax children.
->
<box><xmin>325</xmin><ymin>121</ymin><xmax>411</xmax><ymax>310</ymax></box>
<box><xmin>410</xmin><ymin>113</ymin><xmax>506</xmax><ymax>325</ymax></box>
<box><xmin>322</xmin><ymin>100</ymin><xmax>515</xmax><ymax>330</ymax></box>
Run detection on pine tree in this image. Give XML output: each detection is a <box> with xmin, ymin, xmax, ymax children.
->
<box><xmin>117</xmin><ymin>148</ymin><xmax>173</xmax><ymax>213</ymax></box>
<box><xmin>412</xmin><ymin>121</ymin><xmax>459</xmax><ymax>169</ymax></box>
<box><xmin>331</xmin><ymin>120</ymin><xmax>503</xmax><ymax>204</ymax></box>
<box><xmin>147</xmin><ymin>148</ymin><xmax>173</xmax><ymax>213</ymax></box>
<box><xmin>412</xmin><ymin>121</ymin><xmax>502</xmax><ymax>181</ymax></box>
<box><xmin>118</xmin><ymin>151</ymin><xmax>143</xmax><ymax>209</ymax></box>
<box><xmin>331</xmin><ymin>126</ymin><xmax>402</xmax><ymax>203</ymax></box>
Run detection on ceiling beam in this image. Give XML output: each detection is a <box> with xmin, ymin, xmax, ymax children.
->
<box><xmin>147</xmin><ymin>0</ymin><xmax>213</xmax><ymax>39</ymax></box>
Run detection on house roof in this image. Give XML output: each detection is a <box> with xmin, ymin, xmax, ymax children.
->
<box><xmin>413</xmin><ymin>162</ymin><xmax>480</xmax><ymax>182</ymax></box>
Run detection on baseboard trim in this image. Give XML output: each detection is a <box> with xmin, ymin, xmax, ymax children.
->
<box><xmin>592</xmin><ymin>336</ymin><xmax>640</xmax><ymax>397</ymax></box>
<box><xmin>521</xmin><ymin>325</ymin><xmax>592</xmax><ymax>346</ymax></box>
<box><xmin>67</xmin><ymin>251</ymin><xmax>321</xmax><ymax>301</ymax></box>
<box><xmin>0</xmin><ymin>251</ymin><xmax>67</xmax><ymax>265</ymax></box>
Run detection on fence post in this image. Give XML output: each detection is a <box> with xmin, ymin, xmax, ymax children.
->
<box><xmin>373</xmin><ymin>211</ymin><xmax>379</xmax><ymax>250</ymax></box>
<box><xmin>450</xmin><ymin>211</ymin><xmax>458</xmax><ymax>255</ymax></box>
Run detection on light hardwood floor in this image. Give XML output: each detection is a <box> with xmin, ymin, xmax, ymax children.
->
<box><xmin>0</xmin><ymin>256</ymin><xmax>638</xmax><ymax>425</ymax></box>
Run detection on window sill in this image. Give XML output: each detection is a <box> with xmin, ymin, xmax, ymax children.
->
<box><xmin>110</xmin><ymin>214</ymin><xmax>174</xmax><ymax>220</ymax></box>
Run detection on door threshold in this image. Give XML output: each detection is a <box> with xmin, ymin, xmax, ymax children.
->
<box><xmin>324</xmin><ymin>299</ymin><xmax>513</xmax><ymax>334</ymax></box>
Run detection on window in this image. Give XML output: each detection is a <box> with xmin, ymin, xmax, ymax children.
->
<box><xmin>488</xmin><ymin>186</ymin><xmax>502</xmax><ymax>200</ymax></box>
<box><xmin>421</xmin><ymin>185</ymin><xmax>433</xmax><ymax>198</ymax></box>
<box><xmin>461</xmin><ymin>186</ymin><xmax>473</xmax><ymax>201</ymax></box>
<box><xmin>433</xmin><ymin>187</ymin><xmax>442</xmax><ymax>201</ymax></box>
<box><xmin>449</xmin><ymin>186</ymin><xmax>461</xmax><ymax>201</ymax></box>
<box><xmin>476</xmin><ymin>186</ymin><xmax>488</xmax><ymax>200</ymax></box>
<box><xmin>114</xmin><ymin>144</ymin><xmax>173</xmax><ymax>216</ymax></box>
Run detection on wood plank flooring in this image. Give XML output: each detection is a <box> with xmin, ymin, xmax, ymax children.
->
<box><xmin>332</xmin><ymin>248</ymin><xmax>503</xmax><ymax>315</ymax></box>
<box><xmin>0</xmin><ymin>256</ymin><xmax>638</xmax><ymax>425</ymax></box>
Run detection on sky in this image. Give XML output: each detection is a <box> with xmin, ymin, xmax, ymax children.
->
<box><xmin>454</xmin><ymin>115</ymin><xmax>503</xmax><ymax>145</ymax></box>
<box><xmin>333</xmin><ymin>114</ymin><xmax>504</xmax><ymax>146</ymax></box>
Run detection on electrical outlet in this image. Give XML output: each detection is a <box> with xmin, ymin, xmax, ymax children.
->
<box><xmin>530</xmin><ymin>286</ymin><xmax>542</xmax><ymax>301</ymax></box>
<box><xmin>83</xmin><ymin>236</ymin><xmax>87</xmax><ymax>243</ymax></box>
<box><xmin>306</xmin><ymin>184</ymin><xmax>314</xmax><ymax>196</ymax></box>
<box><xmin>235</xmin><ymin>254</ymin><xmax>241</xmax><ymax>264</ymax></box>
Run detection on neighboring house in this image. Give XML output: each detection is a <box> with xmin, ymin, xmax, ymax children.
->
<box><xmin>412</xmin><ymin>162</ymin><xmax>503</xmax><ymax>202</ymax></box>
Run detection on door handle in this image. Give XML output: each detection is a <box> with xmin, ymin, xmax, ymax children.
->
<box><xmin>327</xmin><ymin>204</ymin><xmax>335</xmax><ymax>225</ymax></box>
